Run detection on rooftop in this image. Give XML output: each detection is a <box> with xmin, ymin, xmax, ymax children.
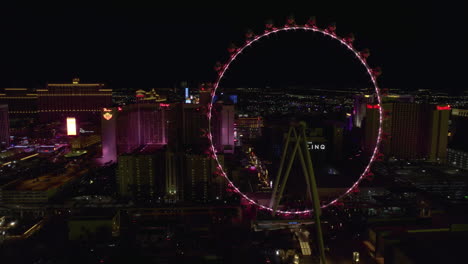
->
<box><xmin>2</xmin><ymin>167</ymin><xmax>87</xmax><ymax>191</ymax></box>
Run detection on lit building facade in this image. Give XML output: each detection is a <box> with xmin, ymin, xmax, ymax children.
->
<box><xmin>429</xmin><ymin>105</ymin><xmax>450</xmax><ymax>162</ymax></box>
<box><xmin>0</xmin><ymin>168</ymin><xmax>87</xmax><ymax>204</ymax></box>
<box><xmin>167</xmin><ymin>103</ymin><xmax>208</xmax><ymax>152</ymax></box>
<box><xmin>235</xmin><ymin>116</ymin><xmax>264</xmax><ymax>140</ymax></box>
<box><xmin>0</xmin><ymin>88</ymin><xmax>37</xmax><ymax>119</ymax></box>
<box><xmin>101</xmin><ymin>103</ymin><xmax>170</xmax><ymax>163</ymax></box>
<box><xmin>354</xmin><ymin>94</ymin><xmax>414</xmax><ymax>129</ymax></box>
<box><xmin>363</xmin><ymin>104</ymin><xmax>380</xmax><ymax>154</ymax></box>
<box><xmin>447</xmin><ymin>148</ymin><xmax>468</xmax><ymax>170</ymax></box>
<box><xmin>117</xmin><ymin>150</ymin><xmax>164</xmax><ymax>202</ymax></box>
<box><xmin>211</xmin><ymin>103</ymin><xmax>235</xmax><ymax>154</ymax></box>
<box><xmin>38</xmin><ymin>78</ymin><xmax>112</xmax><ymax>123</ymax></box>
<box><xmin>449</xmin><ymin>108</ymin><xmax>468</xmax><ymax>152</ymax></box>
<box><xmin>70</xmin><ymin>134</ymin><xmax>101</xmax><ymax>149</ymax></box>
<box><xmin>0</xmin><ymin>105</ymin><xmax>10</xmax><ymax>149</ymax></box>
<box><xmin>184</xmin><ymin>154</ymin><xmax>225</xmax><ymax>203</ymax></box>
<box><xmin>353</xmin><ymin>94</ymin><xmax>375</xmax><ymax>128</ymax></box>
<box><xmin>363</xmin><ymin>102</ymin><xmax>449</xmax><ymax>161</ymax></box>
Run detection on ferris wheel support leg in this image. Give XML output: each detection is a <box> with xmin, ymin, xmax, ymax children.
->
<box><xmin>292</xmin><ymin>126</ymin><xmax>313</xmax><ymax>203</ymax></box>
<box><xmin>270</xmin><ymin>126</ymin><xmax>294</xmax><ymax>211</ymax></box>
<box><xmin>297</xmin><ymin>141</ymin><xmax>313</xmax><ymax>203</ymax></box>
<box><xmin>272</xmin><ymin>130</ymin><xmax>302</xmax><ymax>215</ymax></box>
<box><xmin>300</xmin><ymin>126</ymin><xmax>327</xmax><ymax>264</ymax></box>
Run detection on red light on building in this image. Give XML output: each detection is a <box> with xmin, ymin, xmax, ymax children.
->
<box><xmin>159</xmin><ymin>103</ymin><xmax>170</xmax><ymax>107</ymax></box>
<box><xmin>366</xmin><ymin>104</ymin><xmax>380</xmax><ymax>109</ymax></box>
<box><xmin>436</xmin><ymin>105</ymin><xmax>451</xmax><ymax>111</ymax></box>
<box><xmin>117</xmin><ymin>107</ymin><xmax>122</xmax><ymax>111</ymax></box>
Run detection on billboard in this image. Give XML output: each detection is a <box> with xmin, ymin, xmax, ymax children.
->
<box><xmin>67</xmin><ymin>117</ymin><xmax>77</xmax><ymax>136</ymax></box>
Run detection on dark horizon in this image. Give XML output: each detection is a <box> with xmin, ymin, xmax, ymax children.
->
<box><xmin>0</xmin><ymin>2</ymin><xmax>466</xmax><ymax>93</ymax></box>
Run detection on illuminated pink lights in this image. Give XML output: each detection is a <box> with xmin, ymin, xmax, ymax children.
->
<box><xmin>208</xmin><ymin>23</ymin><xmax>383</xmax><ymax>215</ymax></box>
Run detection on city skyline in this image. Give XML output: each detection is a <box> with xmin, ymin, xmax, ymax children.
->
<box><xmin>1</xmin><ymin>3</ymin><xmax>468</xmax><ymax>263</ymax></box>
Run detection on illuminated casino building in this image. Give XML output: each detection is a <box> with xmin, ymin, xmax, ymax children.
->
<box><xmin>363</xmin><ymin>102</ymin><xmax>449</xmax><ymax>161</ymax></box>
<box><xmin>0</xmin><ymin>105</ymin><xmax>10</xmax><ymax>149</ymax></box>
<box><xmin>101</xmin><ymin>103</ymin><xmax>170</xmax><ymax>163</ymax></box>
<box><xmin>0</xmin><ymin>88</ymin><xmax>38</xmax><ymax>120</ymax></box>
<box><xmin>38</xmin><ymin>78</ymin><xmax>112</xmax><ymax>123</ymax></box>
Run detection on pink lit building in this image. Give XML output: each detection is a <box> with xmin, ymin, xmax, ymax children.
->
<box><xmin>211</xmin><ymin>103</ymin><xmax>235</xmax><ymax>154</ymax></box>
<box><xmin>101</xmin><ymin>103</ymin><xmax>170</xmax><ymax>163</ymax></box>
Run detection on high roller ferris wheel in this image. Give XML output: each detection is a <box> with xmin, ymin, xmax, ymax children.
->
<box><xmin>206</xmin><ymin>16</ymin><xmax>385</xmax><ymax>216</ymax></box>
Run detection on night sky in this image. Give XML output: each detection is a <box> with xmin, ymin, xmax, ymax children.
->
<box><xmin>0</xmin><ymin>2</ymin><xmax>466</xmax><ymax>93</ymax></box>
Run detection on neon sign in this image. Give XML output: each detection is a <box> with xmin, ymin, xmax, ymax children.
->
<box><xmin>307</xmin><ymin>142</ymin><xmax>326</xmax><ymax>150</ymax></box>
<box><xmin>160</xmin><ymin>103</ymin><xmax>170</xmax><ymax>107</ymax></box>
<box><xmin>103</xmin><ymin>112</ymin><xmax>113</xmax><ymax>120</ymax></box>
<box><xmin>436</xmin><ymin>105</ymin><xmax>451</xmax><ymax>111</ymax></box>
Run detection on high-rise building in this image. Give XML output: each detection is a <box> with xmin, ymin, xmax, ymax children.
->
<box><xmin>38</xmin><ymin>78</ymin><xmax>112</xmax><ymax>123</ymax></box>
<box><xmin>449</xmin><ymin>108</ymin><xmax>468</xmax><ymax>152</ymax></box>
<box><xmin>184</xmin><ymin>153</ymin><xmax>225</xmax><ymax>203</ymax></box>
<box><xmin>118</xmin><ymin>150</ymin><xmax>161</xmax><ymax>202</ymax></box>
<box><xmin>447</xmin><ymin>148</ymin><xmax>468</xmax><ymax>170</ymax></box>
<box><xmin>353</xmin><ymin>94</ymin><xmax>375</xmax><ymax>128</ymax></box>
<box><xmin>0</xmin><ymin>105</ymin><xmax>10</xmax><ymax>149</ymax></box>
<box><xmin>428</xmin><ymin>105</ymin><xmax>450</xmax><ymax>162</ymax></box>
<box><xmin>167</xmin><ymin>103</ymin><xmax>208</xmax><ymax>152</ymax></box>
<box><xmin>0</xmin><ymin>88</ymin><xmax>37</xmax><ymax>120</ymax></box>
<box><xmin>117</xmin><ymin>146</ymin><xmax>182</xmax><ymax>203</ymax></box>
<box><xmin>101</xmin><ymin>103</ymin><xmax>170</xmax><ymax>163</ymax></box>
<box><xmin>117</xmin><ymin>147</ymin><xmax>229</xmax><ymax>204</ymax></box>
<box><xmin>353</xmin><ymin>93</ymin><xmax>414</xmax><ymax>129</ymax></box>
<box><xmin>211</xmin><ymin>103</ymin><xmax>235</xmax><ymax>154</ymax></box>
<box><xmin>199</xmin><ymin>87</ymin><xmax>212</xmax><ymax>105</ymax></box>
<box><xmin>363</xmin><ymin>102</ymin><xmax>449</xmax><ymax>161</ymax></box>
<box><xmin>385</xmin><ymin>103</ymin><xmax>429</xmax><ymax>160</ymax></box>
<box><xmin>363</xmin><ymin>104</ymin><xmax>380</xmax><ymax>154</ymax></box>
